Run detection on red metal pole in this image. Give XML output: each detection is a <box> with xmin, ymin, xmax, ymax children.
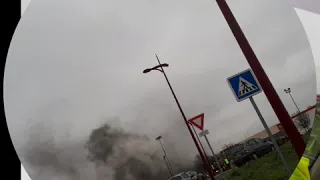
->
<box><xmin>215</xmin><ymin>0</ymin><xmax>306</xmax><ymax>158</ymax></box>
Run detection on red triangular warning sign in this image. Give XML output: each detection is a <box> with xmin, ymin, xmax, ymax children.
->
<box><xmin>188</xmin><ymin>113</ymin><xmax>204</xmax><ymax>131</ymax></box>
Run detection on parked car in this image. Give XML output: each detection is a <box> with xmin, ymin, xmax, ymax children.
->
<box><xmin>168</xmin><ymin>172</ymin><xmax>191</xmax><ymax>180</ymax></box>
<box><xmin>168</xmin><ymin>171</ymin><xmax>206</xmax><ymax>180</ymax></box>
<box><xmin>185</xmin><ymin>171</ymin><xmax>198</xmax><ymax>179</ymax></box>
<box><xmin>231</xmin><ymin>138</ymin><xmax>275</xmax><ymax>167</ymax></box>
<box><xmin>196</xmin><ymin>173</ymin><xmax>209</xmax><ymax>180</ymax></box>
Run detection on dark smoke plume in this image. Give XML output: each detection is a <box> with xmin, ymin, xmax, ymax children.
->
<box><xmin>21</xmin><ymin>113</ymin><xmax>201</xmax><ymax>180</ymax></box>
<box><xmin>85</xmin><ymin>122</ymin><xmax>199</xmax><ymax>180</ymax></box>
<box><xmin>85</xmin><ymin>122</ymin><xmax>169</xmax><ymax>179</ymax></box>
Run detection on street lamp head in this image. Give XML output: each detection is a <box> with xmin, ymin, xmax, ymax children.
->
<box><xmin>156</xmin><ymin>135</ymin><xmax>162</xmax><ymax>141</ymax></box>
<box><xmin>284</xmin><ymin>88</ymin><xmax>291</xmax><ymax>93</ymax></box>
<box><xmin>161</xmin><ymin>63</ymin><xmax>169</xmax><ymax>68</ymax></box>
<box><xmin>143</xmin><ymin>63</ymin><xmax>169</xmax><ymax>74</ymax></box>
<box><xmin>143</xmin><ymin>68</ymin><xmax>151</xmax><ymax>73</ymax></box>
<box><xmin>153</xmin><ymin>63</ymin><xmax>169</xmax><ymax>70</ymax></box>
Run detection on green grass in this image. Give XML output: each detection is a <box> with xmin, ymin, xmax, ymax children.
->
<box><xmin>305</xmin><ymin>115</ymin><xmax>320</xmax><ymax>158</ymax></box>
<box><xmin>221</xmin><ymin>142</ymin><xmax>300</xmax><ymax>180</ymax></box>
<box><xmin>216</xmin><ymin>116</ymin><xmax>320</xmax><ymax>180</ymax></box>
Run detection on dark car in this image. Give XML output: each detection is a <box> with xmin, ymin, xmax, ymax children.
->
<box><xmin>231</xmin><ymin>138</ymin><xmax>275</xmax><ymax>167</ymax></box>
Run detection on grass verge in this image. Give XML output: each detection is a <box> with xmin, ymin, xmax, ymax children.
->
<box><xmin>216</xmin><ymin>116</ymin><xmax>320</xmax><ymax>180</ymax></box>
<box><xmin>220</xmin><ymin>141</ymin><xmax>301</xmax><ymax>180</ymax></box>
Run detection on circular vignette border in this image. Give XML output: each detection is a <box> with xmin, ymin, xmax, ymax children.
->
<box><xmin>3</xmin><ymin>1</ymin><xmax>21</xmax><ymax>180</ymax></box>
<box><xmin>1</xmin><ymin>1</ymin><xmax>320</xmax><ymax>180</ymax></box>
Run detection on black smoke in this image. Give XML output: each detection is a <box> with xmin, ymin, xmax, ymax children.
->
<box><xmin>85</xmin><ymin>122</ymin><xmax>200</xmax><ymax>180</ymax></box>
<box><xmin>21</xmin><ymin>114</ymin><xmax>202</xmax><ymax>180</ymax></box>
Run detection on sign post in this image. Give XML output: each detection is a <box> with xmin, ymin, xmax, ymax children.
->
<box><xmin>199</xmin><ymin>130</ymin><xmax>226</xmax><ymax>179</ymax></box>
<box><xmin>227</xmin><ymin>69</ymin><xmax>292</xmax><ymax>176</ymax></box>
<box><xmin>249</xmin><ymin>96</ymin><xmax>292</xmax><ymax>176</ymax></box>
<box><xmin>188</xmin><ymin>114</ymin><xmax>217</xmax><ymax>177</ymax></box>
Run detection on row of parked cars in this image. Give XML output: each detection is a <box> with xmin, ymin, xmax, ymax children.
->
<box><xmin>167</xmin><ymin>138</ymin><xmax>275</xmax><ymax>180</ymax></box>
<box><xmin>227</xmin><ymin>138</ymin><xmax>275</xmax><ymax>167</ymax></box>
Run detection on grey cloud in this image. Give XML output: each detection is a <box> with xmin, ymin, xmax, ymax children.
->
<box><xmin>290</xmin><ymin>0</ymin><xmax>320</xmax><ymax>14</ymax></box>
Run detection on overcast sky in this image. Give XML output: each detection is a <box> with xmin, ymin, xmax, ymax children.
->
<box><xmin>7</xmin><ymin>0</ymin><xmax>320</xmax><ymax>179</ymax></box>
<box><xmin>290</xmin><ymin>0</ymin><xmax>320</xmax><ymax>14</ymax></box>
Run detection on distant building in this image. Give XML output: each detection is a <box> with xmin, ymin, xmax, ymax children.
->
<box><xmin>250</xmin><ymin>124</ymin><xmax>288</xmax><ymax>145</ymax></box>
<box><xmin>249</xmin><ymin>95</ymin><xmax>320</xmax><ymax>140</ymax></box>
<box><xmin>219</xmin><ymin>144</ymin><xmax>242</xmax><ymax>160</ymax></box>
<box><xmin>249</xmin><ymin>124</ymin><xmax>284</xmax><ymax>140</ymax></box>
<box><xmin>219</xmin><ymin>124</ymin><xmax>288</xmax><ymax>160</ymax></box>
<box><xmin>220</xmin><ymin>95</ymin><xmax>319</xmax><ymax>160</ymax></box>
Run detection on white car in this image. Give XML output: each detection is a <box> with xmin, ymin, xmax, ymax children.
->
<box><xmin>168</xmin><ymin>172</ymin><xmax>203</xmax><ymax>180</ymax></box>
<box><xmin>185</xmin><ymin>171</ymin><xmax>198</xmax><ymax>179</ymax></box>
<box><xmin>168</xmin><ymin>172</ymin><xmax>194</xmax><ymax>180</ymax></box>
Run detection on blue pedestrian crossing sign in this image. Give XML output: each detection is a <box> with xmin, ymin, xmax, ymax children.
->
<box><xmin>227</xmin><ymin>69</ymin><xmax>262</xmax><ymax>102</ymax></box>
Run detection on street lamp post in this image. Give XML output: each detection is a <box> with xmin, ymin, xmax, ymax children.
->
<box><xmin>143</xmin><ymin>54</ymin><xmax>216</xmax><ymax>180</ymax></box>
<box><xmin>163</xmin><ymin>155</ymin><xmax>173</xmax><ymax>177</ymax></box>
<box><xmin>284</xmin><ymin>88</ymin><xmax>310</xmax><ymax>133</ymax></box>
<box><xmin>156</xmin><ymin>135</ymin><xmax>173</xmax><ymax>176</ymax></box>
<box><xmin>284</xmin><ymin>88</ymin><xmax>302</xmax><ymax>114</ymax></box>
<box><xmin>199</xmin><ymin>130</ymin><xmax>225</xmax><ymax>179</ymax></box>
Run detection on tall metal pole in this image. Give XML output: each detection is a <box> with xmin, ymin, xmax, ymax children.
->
<box><xmin>289</xmin><ymin>93</ymin><xmax>302</xmax><ymax>114</ymax></box>
<box><xmin>155</xmin><ymin>54</ymin><xmax>216</xmax><ymax>179</ymax></box>
<box><xmin>249</xmin><ymin>97</ymin><xmax>292</xmax><ymax>176</ymax></box>
<box><xmin>215</xmin><ymin>0</ymin><xmax>305</xmax><ymax>158</ymax></box>
<box><xmin>163</xmin><ymin>155</ymin><xmax>173</xmax><ymax>177</ymax></box>
<box><xmin>190</xmin><ymin>124</ymin><xmax>213</xmax><ymax>172</ymax></box>
<box><xmin>204</xmin><ymin>135</ymin><xmax>223</xmax><ymax>171</ymax></box>
<box><xmin>157</xmin><ymin>138</ymin><xmax>173</xmax><ymax>174</ymax></box>
<box><xmin>285</xmin><ymin>88</ymin><xmax>310</xmax><ymax>133</ymax></box>
<box><xmin>289</xmin><ymin>93</ymin><xmax>309</xmax><ymax>133</ymax></box>
<box><xmin>203</xmin><ymin>134</ymin><xmax>225</xmax><ymax>179</ymax></box>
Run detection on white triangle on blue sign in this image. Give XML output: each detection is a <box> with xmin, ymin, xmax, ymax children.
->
<box><xmin>238</xmin><ymin>77</ymin><xmax>258</xmax><ymax>97</ymax></box>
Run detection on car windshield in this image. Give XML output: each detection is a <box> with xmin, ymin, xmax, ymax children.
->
<box><xmin>230</xmin><ymin>144</ymin><xmax>245</xmax><ymax>154</ymax></box>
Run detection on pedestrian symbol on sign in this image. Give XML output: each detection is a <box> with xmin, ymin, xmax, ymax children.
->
<box><xmin>226</xmin><ymin>69</ymin><xmax>262</xmax><ymax>102</ymax></box>
<box><xmin>238</xmin><ymin>77</ymin><xmax>258</xmax><ymax>96</ymax></box>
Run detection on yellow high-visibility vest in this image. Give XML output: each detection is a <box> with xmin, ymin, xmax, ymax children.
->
<box><xmin>224</xmin><ymin>159</ymin><xmax>229</xmax><ymax>164</ymax></box>
<box><xmin>289</xmin><ymin>156</ymin><xmax>311</xmax><ymax>180</ymax></box>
